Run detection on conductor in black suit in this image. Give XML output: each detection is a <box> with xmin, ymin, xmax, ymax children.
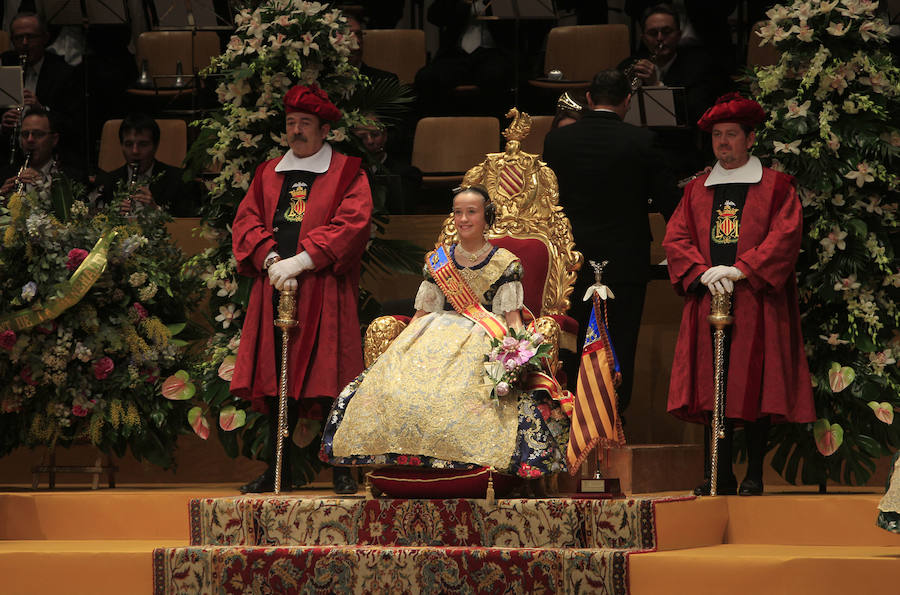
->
<box><xmin>0</xmin><ymin>12</ymin><xmax>83</xmax><ymax>166</ymax></box>
<box><xmin>543</xmin><ymin>70</ymin><xmax>677</xmax><ymax>414</ymax></box>
<box><xmin>95</xmin><ymin>113</ymin><xmax>199</xmax><ymax>217</ymax></box>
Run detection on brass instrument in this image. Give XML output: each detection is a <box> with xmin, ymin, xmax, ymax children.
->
<box><xmin>9</xmin><ymin>52</ymin><xmax>27</xmax><ymax>166</ymax></box>
<box><xmin>273</xmin><ymin>287</ymin><xmax>298</xmax><ymax>495</ymax></box>
<box><xmin>707</xmin><ymin>291</ymin><xmax>733</xmax><ymax>496</ymax></box>
<box><xmin>556</xmin><ymin>92</ymin><xmax>584</xmax><ymax>113</ymax></box>
<box><xmin>625</xmin><ymin>40</ymin><xmax>665</xmax><ymax>92</ymax></box>
<box><xmin>14</xmin><ymin>151</ymin><xmax>31</xmax><ymax>194</ymax></box>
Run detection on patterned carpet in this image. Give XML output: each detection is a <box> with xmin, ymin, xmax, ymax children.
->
<box><xmin>153</xmin><ymin>496</ymin><xmax>690</xmax><ymax>594</ymax></box>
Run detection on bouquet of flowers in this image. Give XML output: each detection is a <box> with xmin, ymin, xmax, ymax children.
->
<box><xmin>0</xmin><ymin>174</ymin><xmax>196</xmax><ymax>467</ymax></box>
<box><xmin>484</xmin><ymin>327</ymin><xmax>552</xmax><ymax>399</ymax></box>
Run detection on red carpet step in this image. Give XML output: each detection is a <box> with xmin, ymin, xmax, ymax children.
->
<box><xmin>155</xmin><ymin>496</ymin><xmax>687</xmax><ymax>594</ymax></box>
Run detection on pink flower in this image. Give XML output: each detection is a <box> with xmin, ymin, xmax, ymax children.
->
<box><xmin>0</xmin><ymin>330</ymin><xmax>16</xmax><ymax>350</ymax></box>
<box><xmin>66</xmin><ymin>248</ymin><xmax>90</xmax><ymax>272</ymax></box>
<box><xmin>93</xmin><ymin>357</ymin><xmax>114</xmax><ymax>380</ymax></box>
<box><xmin>132</xmin><ymin>302</ymin><xmax>148</xmax><ymax>319</ymax></box>
<box><xmin>20</xmin><ymin>366</ymin><xmax>37</xmax><ymax>386</ymax></box>
<box><xmin>72</xmin><ymin>404</ymin><xmax>89</xmax><ymax>417</ymax></box>
<box><xmin>495</xmin><ymin>381</ymin><xmax>510</xmax><ymax>396</ymax></box>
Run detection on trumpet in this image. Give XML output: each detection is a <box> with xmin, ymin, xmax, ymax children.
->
<box><xmin>15</xmin><ymin>151</ymin><xmax>32</xmax><ymax>194</ymax></box>
<box><xmin>8</xmin><ymin>52</ymin><xmax>27</xmax><ymax>166</ymax></box>
<box><xmin>625</xmin><ymin>40</ymin><xmax>665</xmax><ymax>91</ymax></box>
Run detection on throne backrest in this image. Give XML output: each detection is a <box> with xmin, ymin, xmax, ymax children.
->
<box><xmin>437</xmin><ymin>109</ymin><xmax>583</xmax><ymax>316</ymax></box>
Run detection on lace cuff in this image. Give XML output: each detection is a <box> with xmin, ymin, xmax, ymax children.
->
<box><xmin>491</xmin><ymin>281</ymin><xmax>524</xmax><ymax>315</ymax></box>
<box><xmin>414</xmin><ymin>281</ymin><xmax>445</xmax><ymax>312</ymax></box>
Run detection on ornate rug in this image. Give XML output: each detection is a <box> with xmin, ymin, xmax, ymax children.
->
<box><xmin>154</xmin><ymin>496</ymin><xmax>690</xmax><ymax>594</ymax></box>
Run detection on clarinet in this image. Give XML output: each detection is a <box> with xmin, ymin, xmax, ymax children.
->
<box><xmin>15</xmin><ymin>151</ymin><xmax>32</xmax><ymax>194</ymax></box>
<box><xmin>8</xmin><ymin>53</ymin><xmax>27</xmax><ymax>166</ymax></box>
<box><xmin>126</xmin><ymin>161</ymin><xmax>140</xmax><ymax>215</ymax></box>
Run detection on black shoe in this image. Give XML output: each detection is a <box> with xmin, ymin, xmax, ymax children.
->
<box><xmin>739</xmin><ymin>477</ymin><xmax>764</xmax><ymax>496</ymax></box>
<box><xmin>333</xmin><ymin>467</ymin><xmax>358</xmax><ymax>495</ymax></box>
<box><xmin>693</xmin><ymin>476</ymin><xmax>737</xmax><ymax>496</ymax></box>
<box><xmin>239</xmin><ymin>467</ymin><xmax>292</xmax><ymax>494</ymax></box>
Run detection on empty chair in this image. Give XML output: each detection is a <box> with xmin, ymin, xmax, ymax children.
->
<box><xmin>530</xmin><ymin>25</ymin><xmax>630</xmax><ymax>91</ymax></box>
<box><xmin>411</xmin><ymin>117</ymin><xmax>500</xmax><ymax>186</ymax></box>
<box><xmin>361</xmin><ymin>29</ymin><xmax>426</xmax><ymax>85</ymax></box>
<box><xmin>127</xmin><ymin>31</ymin><xmax>220</xmax><ymax>97</ymax></box>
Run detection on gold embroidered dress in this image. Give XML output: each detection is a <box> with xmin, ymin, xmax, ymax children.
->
<box><xmin>320</xmin><ymin>246</ymin><xmax>569</xmax><ymax>477</ymax></box>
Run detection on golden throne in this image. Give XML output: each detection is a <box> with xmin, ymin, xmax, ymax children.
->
<box><xmin>365</xmin><ymin>108</ymin><xmax>583</xmax><ymax>375</ymax></box>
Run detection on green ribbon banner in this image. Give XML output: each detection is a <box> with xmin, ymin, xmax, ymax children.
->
<box><xmin>0</xmin><ymin>229</ymin><xmax>118</xmax><ymax>332</ymax></box>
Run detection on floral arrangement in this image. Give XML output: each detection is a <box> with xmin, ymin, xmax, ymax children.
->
<box><xmin>484</xmin><ymin>327</ymin><xmax>552</xmax><ymax>399</ymax></box>
<box><xmin>0</xmin><ymin>175</ymin><xmax>196</xmax><ymax>467</ymax></box>
<box><xmin>749</xmin><ymin>0</ymin><xmax>899</xmax><ymax>485</ymax></box>
<box><xmin>176</xmin><ymin>0</ymin><xmax>418</xmax><ymax>482</ymax></box>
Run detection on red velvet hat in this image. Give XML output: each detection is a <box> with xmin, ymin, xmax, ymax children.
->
<box><xmin>697</xmin><ymin>92</ymin><xmax>766</xmax><ymax>132</ymax></box>
<box><xmin>283</xmin><ymin>84</ymin><xmax>341</xmax><ymax>122</ymax></box>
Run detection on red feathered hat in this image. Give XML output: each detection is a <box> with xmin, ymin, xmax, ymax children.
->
<box><xmin>283</xmin><ymin>84</ymin><xmax>341</xmax><ymax>122</ymax></box>
<box><xmin>697</xmin><ymin>92</ymin><xmax>766</xmax><ymax>132</ymax></box>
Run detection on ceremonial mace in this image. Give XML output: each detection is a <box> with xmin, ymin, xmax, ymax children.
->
<box><xmin>273</xmin><ymin>288</ymin><xmax>298</xmax><ymax>495</ymax></box>
<box><xmin>707</xmin><ymin>291</ymin><xmax>733</xmax><ymax>496</ymax></box>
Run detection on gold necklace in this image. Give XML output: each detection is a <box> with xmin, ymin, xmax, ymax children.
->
<box><xmin>456</xmin><ymin>242</ymin><xmax>491</xmax><ymax>262</ymax></box>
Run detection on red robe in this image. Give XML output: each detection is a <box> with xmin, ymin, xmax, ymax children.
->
<box><xmin>663</xmin><ymin>167</ymin><xmax>815</xmax><ymax>424</ymax></box>
<box><xmin>230</xmin><ymin>150</ymin><xmax>372</xmax><ymax>415</ymax></box>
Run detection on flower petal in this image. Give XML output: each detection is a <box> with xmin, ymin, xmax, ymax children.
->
<box><xmin>162</xmin><ymin>370</ymin><xmax>196</xmax><ymax>400</ymax></box>
<box><xmin>188</xmin><ymin>406</ymin><xmax>210</xmax><ymax>440</ymax></box>
<box><xmin>828</xmin><ymin>362</ymin><xmax>855</xmax><ymax>393</ymax></box>
<box><xmin>218</xmin><ymin>405</ymin><xmax>247</xmax><ymax>431</ymax></box>
<box><xmin>813</xmin><ymin>419</ymin><xmax>843</xmax><ymax>456</ymax></box>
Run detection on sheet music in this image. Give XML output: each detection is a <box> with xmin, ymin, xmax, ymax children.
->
<box><xmin>0</xmin><ymin>66</ymin><xmax>24</xmax><ymax>108</ymax></box>
<box><xmin>624</xmin><ymin>86</ymin><xmax>683</xmax><ymax>127</ymax></box>
<box><xmin>156</xmin><ymin>0</ymin><xmax>221</xmax><ymax>28</ymax></box>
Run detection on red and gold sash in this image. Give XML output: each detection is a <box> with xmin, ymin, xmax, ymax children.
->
<box><xmin>425</xmin><ymin>244</ymin><xmax>507</xmax><ymax>339</ymax></box>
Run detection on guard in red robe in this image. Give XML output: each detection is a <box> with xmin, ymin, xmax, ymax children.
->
<box><xmin>231</xmin><ymin>85</ymin><xmax>372</xmax><ymax>494</ymax></box>
<box><xmin>663</xmin><ymin>93</ymin><xmax>815</xmax><ymax>496</ymax></box>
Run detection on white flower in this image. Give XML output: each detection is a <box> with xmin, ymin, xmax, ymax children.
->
<box><xmin>216</xmin><ymin>279</ymin><xmax>238</xmax><ymax>298</ymax></box>
<box><xmin>784</xmin><ymin>100</ymin><xmax>811</xmax><ymax>118</ymax></box>
<box><xmin>820</xmin><ymin>226</ymin><xmax>847</xmax><ymax>255</ymax></box>
<box><xmin>845</xmin><ymin>162</ymin><xmax>875</xmax><ymax>187</ymax></box>
<box><xmin>789</xmin><ymin>23</ymin><xmax>815</xmax><ymax>42</ymax></box>
<box><xmin>825</xmin><ymin>22</ymin><xmax>849</xmax><ymax>36</ymax></box>
<box><xmin>853</xmin><ymin>195</ymin><xmax>883</xmax><ymax>215</ymax></box>
<box><xmin>21</xmin><ymin>281</ymin><xmax>37</xmax><ymax>301</ymax></box>
<box><xmin>129</xmin><ymin>272</ymin><xmax>148</xmax><ymax>287</ymax></box>
<box><xmin>138</xmin><ymin>282</ymin><xmax>158</xmax><ymax>302</ymax></box>
<box><xmin>215</xmin><ymin>304</ymin><xmax>242</xmax><ymax>329</ymax></box>
<box><xmin>831</xmin><ymin>193</ymin><xmax>845</xmax><ymax>206</ymax></box>
<box><xmin>774</xmin><ymin>139</ymin><xmax>802</xmax><ymax>154</ymax></box>
<box><xmin>819</xmin><ymin>333</ymin><xmax>850</xmax><ymax>346</ymax></box>
<box><xmin>868</xmin><ymin>350</ymin><xmax>896</xmax><ymax>375</ymax></box>
<box><xmin>834</xmin><ymin>275</ymin><xmax>861</xmax><ymax>292</ymax></box>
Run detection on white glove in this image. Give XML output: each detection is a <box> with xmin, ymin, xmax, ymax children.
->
<box><xmin>700</xmin><ymin>265</ymin><xmax>744</xmax><ymax>287</ymax></box>
<box><xmin>708</xmin><ymin>277</ymin><xmax>734</xmax><ymax>295</ymax></box>
<box><xmin>268</xmin><ymin>252</ymin><xmax>313</xmax><ymax>291</ymax></box>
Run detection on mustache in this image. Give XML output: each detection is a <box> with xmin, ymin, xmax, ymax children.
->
<box><xmin>288</xmin><ymin>133</ymin><xmax>309</xmax><ymax>143</ymax></box>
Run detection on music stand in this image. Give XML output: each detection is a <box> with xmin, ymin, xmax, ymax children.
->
<box><xmin>44</xmin><ymin>0</ymin><xmax>129</xmax><ymax>177</ymax></box>
<box><xmin>153</xmin><ymin>0</ymin><xmax>234</xmax><ymax>30</ymax></box>
<box><xmin>624</xmin><ymin>86</ymin><xmax>686</xmax><ymax>128</ymax></box>
<box><xmin>482</xmin><ymin>1</ymin><xmax>558</xmax><ymax>106</ymax></box>
<box><xmin>0</xmin><ymin>66</ymin><xmax>24</xmax><ymax>108</ymax></box>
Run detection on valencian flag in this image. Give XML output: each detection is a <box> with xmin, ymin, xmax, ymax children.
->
<box><xmin>566</xmin><ymin>282</ymin><xmax>626</xmax><ymax>473</ymax></box>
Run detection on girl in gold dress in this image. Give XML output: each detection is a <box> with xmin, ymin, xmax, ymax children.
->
<box><xmin>319</xmin><ymin>186</ymin><xmax>569</xmax><ymax>478</ymax></box>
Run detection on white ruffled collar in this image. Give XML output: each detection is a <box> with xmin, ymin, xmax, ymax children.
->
<box><xmin>705</xmin><ymin>155</ymin><xmax>762</xmax><ymax>186</ymax></box>
<box><xmin>275</xmin><ymin>142</ymin><xmax>332</xmax><ymax>173</ymax></box>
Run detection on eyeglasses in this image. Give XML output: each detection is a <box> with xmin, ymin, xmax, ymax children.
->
<box><xmin>644</xmin><ymin>27</ymin><xmax>677</xmax><ymax>37</ymax></box>
<box><xmin>20</xmin><ymin>130</ymin><xmax>50</xmax><ymax>139</ymax></box>
<box><xmin>12</xmin><ymin>33</ymin><xmax>42</xmax><ymax>43</ymax></box>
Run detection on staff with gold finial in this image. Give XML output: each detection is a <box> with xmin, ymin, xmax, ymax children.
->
<box><xmin>273</xmin><ymin>286</ymin><xmax>298</xmax><ymax>495</ymax></box>
<box><xmin>707</xmin><ymin>291</ymin><xmax>732</xmax><ymax>496</ymax></box>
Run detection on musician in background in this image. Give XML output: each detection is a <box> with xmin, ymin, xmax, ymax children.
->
<box><xmin>94</xmin><ymin>113</ymin><xmax>199</xmax><ymax>217</ymax></box>
<box><xmin>0</xmin><ymin>108</ymin><xmax>82</xmax><ymax>194</ymax></box>
<box><xmin>618</xmin><ymin>4</ymin><xmax>728</xmax><ymax>179</ymax></box>
<box><xmin>0</xmin><ymin>12</ymin><xmax>83</xmax><ymax>166</ymax></box>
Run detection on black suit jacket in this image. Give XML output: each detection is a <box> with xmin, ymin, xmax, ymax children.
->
<box><xmin>1</xmin><ymin>51</ymin><xmax>84</xmax><ymax>165</ymax></box>
<box><xmin>542</xmin><ymin>110</ymin><xmax>677</xmax><ymax>285</ymax></box>
<box><xmin>95</xmin><ymin>160</ymin><xmax>199</xmax><ymax>217</ymax></box>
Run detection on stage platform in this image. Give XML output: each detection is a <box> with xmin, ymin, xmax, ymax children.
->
<box><xmin>0</xmin><ymin>484</ymin><xmax>897</xmax><ymax>594</ymax></box>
